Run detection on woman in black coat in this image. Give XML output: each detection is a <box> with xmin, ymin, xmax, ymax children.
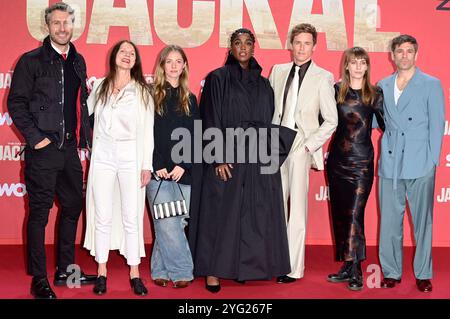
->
<box><xmin>189</xmin><ymin>28</ymin><xmax>296</xmax><ymax>293</ymax></box>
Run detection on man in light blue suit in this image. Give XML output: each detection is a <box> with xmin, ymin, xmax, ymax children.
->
<box><xmin>377</xmin><ymin>35</ymin><xmax>445</xmax><ymax>293</ymax></box>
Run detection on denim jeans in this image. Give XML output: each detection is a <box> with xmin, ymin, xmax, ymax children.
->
<box><xmin>146</xmin><ymin>179</ymin><xmax>193</xmax><ymax>282</ymax></box>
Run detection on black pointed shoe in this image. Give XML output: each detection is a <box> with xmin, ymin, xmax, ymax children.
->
<box><xmin>31</xmin><ymin>277</ymin><xmax>57</xmax><ymax>299</ymax></box>
<box><xmin>327</xmin><ymin>261</ymin><xmax>353</xmax><ymax>283</ymax></box>
<box><xmin>54</xmin><ymin>269</ymin><xmax>97</xmax><ymax>286</ymax></box>
<box><xmin>205</xmin><ymin>277</ymin><xmax>221</xmax><ymax>293</ymax></box>
<box><xmin>277</xmin><ymin>275</ymin><xmax>297</xmax><ymax>284</ymax></box>
<box><xmin>93</xmin><ymin>276</ymin><xmax>107</xmax><ymax>295</ymax></box>
<box><xmin>130</xmin><ymin>278</ymin><xmax>148</xmax><ymax>296</ymax></box>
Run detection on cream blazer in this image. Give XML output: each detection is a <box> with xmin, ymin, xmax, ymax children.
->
<box><xmin>83</xmin><ymin>78</ymin><xmax>154</xmax><ymax>259</ymax></box>
<box><xmin>269</xmin><ymin>61</ymin><xmax>337</xmax><ymax>170</ymax></box>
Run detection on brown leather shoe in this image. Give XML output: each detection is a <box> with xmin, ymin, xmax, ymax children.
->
<box><xmin>381</xmin><ymin>278</ymin><xmax>401</xmax><ymax>288</ymax></box>
<box><xmin>154</xmin><ymin>278</ymin><xmax>169</xmax><ymax>287</ymax></box>
<box><xmin>173</xmin><ymin>280</ymin><xmax>190</xmax><ymax>288</ymax></box>
<box><xmin>416</xmin><ymin>279</ymin><xmax>432</xmax><ymax>292</ymax></box>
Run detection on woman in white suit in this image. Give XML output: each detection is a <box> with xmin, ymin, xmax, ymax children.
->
<box><xmin>83</xmin><ymin>40</ymin><xmax>154</xmax><ymax>296</ymax></box>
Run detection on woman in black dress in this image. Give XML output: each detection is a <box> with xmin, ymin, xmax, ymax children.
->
<box><xmin>326</xmin><ymin>47</ymin><xmax>384</xmax><ymax>290</ymax></box>
<box><xmin>190</xmin><ymin>29</ymin><xmax>296</xmax><ymax>293</ymax></box>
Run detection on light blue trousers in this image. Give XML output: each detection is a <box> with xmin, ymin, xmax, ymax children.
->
<box><xmin>146</xmin><ymin>180</ymin><xmax>193</xmax><ymax>282</ymax></box>
<box><xmin>378</xmin><ymin>168</ymin><xmax>435</xmax><ymax>280</ymax></box>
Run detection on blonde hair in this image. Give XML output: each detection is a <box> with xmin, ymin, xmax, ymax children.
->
<box><xmin>152</xmin><ymin>45</ymin><xmax>191</xmax><ymax>116</ymax></box>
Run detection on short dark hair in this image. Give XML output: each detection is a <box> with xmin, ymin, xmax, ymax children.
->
<box><xmin>45</xmin><ymin>2</ymin><xmax>75</xmax><ymax>25</ymax></box>
<box><xmin>390</xmin><ymin>34</ymin><xmax>418</xmax><ymax>53</ymax></box>
<box><xmin>290</xmin><ymin>23</ymin><xmax>317</xmax><ymax>45</ymax></box>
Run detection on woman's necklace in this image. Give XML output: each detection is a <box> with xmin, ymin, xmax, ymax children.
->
<box><xmin>112</xmin><ymin>77</ymin><xmax>131</xmax><ymax>95</ymax></box>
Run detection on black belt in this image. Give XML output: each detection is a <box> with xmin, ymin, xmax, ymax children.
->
<box><xmin>65</xmin><ymin>132</ymin><xmax>75</xmax><ymax>140</ymax></box>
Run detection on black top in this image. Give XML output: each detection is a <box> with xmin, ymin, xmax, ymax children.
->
<box><xmin>57</xmin><ymin>48</ymin><xmax>80</xmax><ymax>134</ymax></box>
<box><xmin>153</xmin><ymin>83</ymin><xmax>200</xmax><ymax>185</ymax></box>
<box><xmin>329</xmin><ymin>83</ymin><xmax>385</xmax><ymax>161</ymax></box>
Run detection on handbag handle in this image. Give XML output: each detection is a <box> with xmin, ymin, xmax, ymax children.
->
<box><xmin>152</xmin><ymin>177</ymin><xmax>185</xmax><ymax>204</ymax></box>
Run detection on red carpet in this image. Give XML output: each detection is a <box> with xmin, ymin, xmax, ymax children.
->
<box><xmin>1</xmin><ymin>245</ymin><xmax>449</xmax><ymax>299</ymax></box>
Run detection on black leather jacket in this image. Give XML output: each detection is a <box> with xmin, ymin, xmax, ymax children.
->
<box><xmin>7</xmin><ymin>36</ymin><xmax>92</xmax><ymax>149</ymax></box>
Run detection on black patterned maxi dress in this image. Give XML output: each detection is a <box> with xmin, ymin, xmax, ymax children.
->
<box><xmin>326</xmin><ymin>83</ymin><xmax>384</xmax><ymax>262</ymax></box>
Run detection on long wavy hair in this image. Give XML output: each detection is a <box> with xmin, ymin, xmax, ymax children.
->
<box><xmin>94</xmin><ymin>40</ymin><xmax>151</xmax><ymax>108</ymax></box>
<box><xmin>152</xmin><ymin>45</ymin><xmax>191</xmax><ymax>116</ymax></box>
<box><xmin>338</xmin><ymin>47</ymin><xmax>376</xmax><ymax>106</ymax></box>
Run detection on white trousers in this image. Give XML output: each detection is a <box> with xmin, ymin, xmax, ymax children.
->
<box><xmin>92</xmin><ymin>137</ymin><xmax>140</xmax><ymax>266</ymax></box>
<box><xmin>280</xmin><ymin>146</ymin><xmax>311</xmax><ymax>278</ymax></box>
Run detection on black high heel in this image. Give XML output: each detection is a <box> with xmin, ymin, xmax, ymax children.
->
<box><xmin>234</xmin><ymin>279</ymin><xmax>246</xmax><ymax>284</ymax></box>
<box><xmin>205</xmin><ymin>277</ymin><xmax>221</xmax><ymax>293</ymax></box>
<box><xmin>93</xmin><ymin>276</ymin><xmax>107</xmax><ymax>295</ymax></box>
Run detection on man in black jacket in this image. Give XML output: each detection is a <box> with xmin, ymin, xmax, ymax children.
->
<box><xmin>7</xmin><ymin>2</ymin><xmax>95</xmax><ymax>299</ymax></box>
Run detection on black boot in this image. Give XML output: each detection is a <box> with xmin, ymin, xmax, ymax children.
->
<box><xmin>347</xmin><ymin>261</ymin><xmax>363</xmax><ymax>291</ymax></box>
<box><xmin>327</xmin><ymin>261</ymin><xmax>353</xmax><ymax>283</ymax></box>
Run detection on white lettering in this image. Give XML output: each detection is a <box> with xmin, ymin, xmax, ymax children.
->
<box><xmin>366</xmin><ymin>264</ymin><xmax>381</xmax><ymax>288</ymax></box>
<box><xmin>437</xmin><ymin>187</ymin><xmax>450</xmax><ymax>203</ymax></box>
<box><xmin>77</xmin><ymin>148</ymin><xmax>90</xmax><ymax>161</ymax></box>
<box><xmin>0</xmin><ymin>145</ymin><xmax>25</xmax><ymax>161</ymax></box>
<box><xmin>0</xmin><ymin>71</ymin><xmax>13</xmax><ymax>89</ymax></box>
<box><xmin>0</xmin><ymin>113</ymin><xmax>13</xmax><ymax>126</ymax></box>
<box><xmin>25</xmin><ymin>0</ymin><xmax>398</xmax><ymax>52</ymax></box>
<box><xmin>154</xmin><ymin>0</ymin><xmax>214</xmax><ymax>48</ymax></box>
<box><xmin>315</xmin><ymin>185</ymin><xmax>329</xmax><ymax>201</ymax></box>
<box><xmin>87</xmin><ymin>0</ymin><xmax>152</xmax><ymax>45</ymax></box>
<box><xmin>0</xmin><ymin>183</ymin><xmax>27</xmax><ymax>197</ymax></box>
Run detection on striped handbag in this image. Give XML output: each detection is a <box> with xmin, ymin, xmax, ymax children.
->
<box><xmin>151</xmin><ymin>178</ymin><xmax>188</xmax><ymax>220</ymax></box>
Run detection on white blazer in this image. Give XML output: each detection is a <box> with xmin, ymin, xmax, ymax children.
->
<box><xmin>83</xmin><ymin>78</ymin><xmax>154</xmax><ymax>259</ymax></box>
<box><xmin>269</xmin><ymin>61</ymin><xmax>337</xmax><ymax>170</ymax></box>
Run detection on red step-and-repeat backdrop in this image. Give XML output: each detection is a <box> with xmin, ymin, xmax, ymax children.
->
<box><xmin>0</xmin><ymin>0</ymin><xmax>449</xmax><ymax>246</ymax></box>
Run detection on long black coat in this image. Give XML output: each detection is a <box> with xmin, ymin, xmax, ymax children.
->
<box><xmin>189</xmin><ymin>54</ymin><xmax>296</xmax><ymax>280</ymax></box>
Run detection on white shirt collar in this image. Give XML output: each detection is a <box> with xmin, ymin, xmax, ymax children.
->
<box><xmin>50</xmin><ymin>40</ymin><xmax>70</xmax><ymax>56</ymax></box>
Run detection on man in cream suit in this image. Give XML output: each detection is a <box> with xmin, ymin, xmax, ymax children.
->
<box><xmin>269</xmin><ymin>23</ymin><xmax>337</xmax><ymax>283</ymax></box>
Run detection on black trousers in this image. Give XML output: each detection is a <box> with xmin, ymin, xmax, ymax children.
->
<box><xmin>24</xmin><ymin>138</ymin><xmax>83</xmax><ymax>277</ymax></box>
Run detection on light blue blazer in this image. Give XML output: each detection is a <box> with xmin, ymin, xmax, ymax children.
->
<box><xmin>378</xmin><ymin>68</ymin><xmax>445</xmax><ymax>187</ymax></box>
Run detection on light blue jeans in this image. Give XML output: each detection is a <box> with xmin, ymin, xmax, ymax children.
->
<box><xmin>146</xmin><ymin>179</ymin><xmax>193</xmax><ymax>282</ymax></box>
